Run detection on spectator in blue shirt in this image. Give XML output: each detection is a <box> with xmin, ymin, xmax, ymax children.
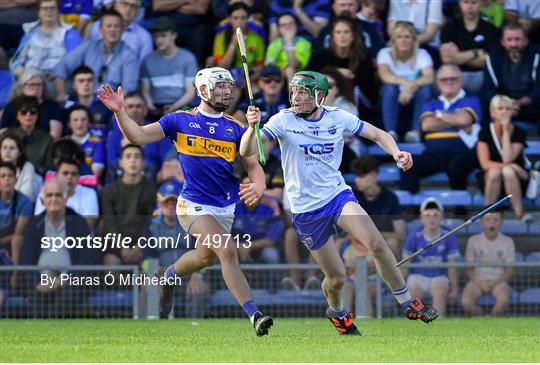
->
<box><xmin>53</xmin><ymin>9</ymin><xmax>139</xmax><ymax>105</ymax></box>
<box><xmin>402</xmin><ymin>198</ymin><xmax>460</xmax><ymax>318</ymax></box>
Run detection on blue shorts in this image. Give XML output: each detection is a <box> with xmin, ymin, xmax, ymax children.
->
<box><xmin>292</xmin><ymin>189</ymin><xmax>358</xmax><ymax>251</ymax></box>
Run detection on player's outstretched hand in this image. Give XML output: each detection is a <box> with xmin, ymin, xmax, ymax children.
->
<box><xmin>246</xmin><ymin>106</ymin><xmax>261</xmax><ymax>128</ymax></box>
<box><xmin>395</xmin><ymin>151</ymin><xmax>413</xmax><ymax>171</ymax></box>
<box><xmin>98</xmin><ymin>84</ymin><xmax>125</xmax><ymax>113</ymax></box>
<box><xmin>239</xmin><ymin>182</ymin><xmax>264</xmax><ymax>206</ymax></box>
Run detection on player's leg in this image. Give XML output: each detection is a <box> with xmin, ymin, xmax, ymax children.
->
<box><xmin>337</xmin><ymin>201</ymin><xmax>438</xmax><ymax>322</ymax></box>
<box><xmin>429</xmin><ymin>276</ymin><xmax>450</xmax><ymax>318</ymax></box>
<box><xmin>461</xmin><ymin>280</ymin><xmax>483</xmax><ymax>316</ymax></box>
<box><xmin>491</xmin><ymin>281</ymin><xmax>511</xmax><ymax>317</ymax></box>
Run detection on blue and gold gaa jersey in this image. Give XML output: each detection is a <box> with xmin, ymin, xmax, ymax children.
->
<box><xmin>158</xmin><ymin>108</ymin><xmax>246</xmax><ymax>207</ymax></box>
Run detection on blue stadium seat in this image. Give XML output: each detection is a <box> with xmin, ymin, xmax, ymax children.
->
<box><xmin>394</xmin><ymin>190</ymin><xmax>413</xmax><ymax>206</ymax></box>
<box><xmin>478</xmin><ymin>290</ymin><xmax>519</xmax><ymax>305</ymax></box>
<box><xmin>421</xmin><ymin>172</ymin><xmax>448</xmax><ymax>183</ymax></box>
<box><xmin>471</xmin><ymin>193</ymin><xmax>484</xmax><ymax>206</ymax></box>
<box><xmin>378</xmin><ymin>164</ymin><xmax>400</xmax><ymax>183</ymax></box>
<box><xmin>514</xmin><ymin>121</ymin><xmax>538</xmax><ymax>136</ymax></box>
<box><xmin>500</xmin><ymin>219</ymin><xmax>529</xmax><ymax>235</ymax></box>
<box><xmin>87</xmin><ymin>290</ymin><xmax>133</xmax><ymax>307</ymax></box>
<box><xmin>210</xmin><ymin>289</ymin><xmax>272</xmax><ymax>306</ymax></box>
<box><xmin>270</xmin><ymin>290</ymin><xmax>326</xmax><ymax>305</ymax></box>
<box><xmin>524</xmin><ymin>141</ymin><xmax>540</xmax><ymax>157</ymax></box>
<box><xmin>519</xmin><ymin>288</ymin><xmax>540</xmax><ymax>304</ymax></box>
<box><xmin>5</xmin><ymin>296</ymin><xmax>26</xmax><ymax>308</ymax></box>
<box><xmin>514</xmin><ymin>252</ymin><xmax>524</xmax><ymax>262</ymax></box>
<box><xmin>528</xmin><ymin>222</ymin><xmax>540</xmax><ymax>235</ymax></box>
<box><xmin>412</xmin><ymin>190</ymin><xmax>471</xmax><ymax>206</ymax></box>
<box><xmin>526</xmin><ymin>252</ymin><xmax>540</xmax><ymax>262</ymax></box>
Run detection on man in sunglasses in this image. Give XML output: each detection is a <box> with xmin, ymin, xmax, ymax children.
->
<box><xmin>400</xmin><ymin>64</ymin><xmax>481</xmax><ymax>207</ymax></box>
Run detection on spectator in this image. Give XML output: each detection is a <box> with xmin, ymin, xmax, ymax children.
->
<box><xmin>212</xmin><ymin>2</ymin><xmax>265</xmax><ymax>72</ymax></box>
<box><xmin>440</xmin><ymin>0</ymin><xmax>500</xmax><ymax>96</ymax></box>
<box><xmin>481</xmin><ymin>0</ymin><xmax>503</xmax><ymax>28</ymax></box>
<box><xmin>101</xmin><ymin>144</ymin><xmax>156</xmax><ymax>265</ymax></box>
<box><xmin>351</xmin><ymin>156</ymin><xmax>406</xmax><ymax>256</ymax></box>
<box><xmin>35</xmin><ymin>158</ymin><xmax>99</xmax><ymax>230</ymax></box>
<box><xmin>45</xmin><ymin>138</ymin><xmax>97</xmax><ymax>187</ymax></box>
<box><xmin>143</xmin><ymin>178</ymin><xmax>209</xmax><ymax>318</ymax></box>
<box><xmin>5</xmin><ymin>95</ymin><xmax>53</xmax><ymax>174</ymax></box>
<box><xmin>315</xmin><ymin>0</ymin><xmax>383</xmax><ymax>61</ymax></box>
<box><xmin>53</xmin><ymin>9</ymin><xmax>139</xmax><ymax>105</ymax></box>
<box><xmin>89</xmin><ymin>0</ymin><xmax>152</xmax><ymax>64</ymax></box>
<box><xmin>59</xmin><ymin>0</ymin><xmax>93</xmax><ymax>34</ymax></box>
<box><xmin>357</xmin><ymin>0</ymin><xmax>385</xmax><ymax>40</ymax></box>
<box><xmin>310</xmin><ymin>15</ymin><xmax>378</xmax><ymax>122</ymax></box>
<box><xmin>402</xmin><ymin>198</ymin><xmax>460</xmax><ymax>318</ymax></box>
<box><xmin>400</xmin><ymin>64</ymin><xmax>481</xmax><ymax>197</ymax></box>
<box><xmin>64</xmin><ymin>65</ymin><xmax>113</xmax><ymax>137</ymax></box>
<box><xmin>387</xmin><ymin>0</ymin><xmax>443</xmax><ymax>60</ymax></box>
<box><xmin>9</xmin><ymin>0</ymin><xmax>83</xmax><ymax>80</ymax></box>
<box><xmin>20</xmin><ymin>178</ymin><xmax>99</xmax><ymax>317</ymax></box>
<box><xmin>66</xmin><ymin>105</ymin><xmax>106</xmax><ymax>179</ymax></box>
<box><xmin>141</xmin><ymin>17</ymin><xmax>198</xmax><ymax>118</ymax></box>
<box><xmin>233</xmin><ymin>176</ymin><xmax>284</xmax><ymax>264</ymax></box>
<box><xmin>476</xmin><ymin>95</ymin><xmax>531</xmax><ymax>221</ymax></box>
<box><xmin>1</xmin><ymin>68</ymin><xmax>65</xmax><ymax>139</ymax></box>
<box><xmin>269</xmin><ymin>0</ymin><xmax>331</xmax><ymax>42</ymax></box>
<box><xmin>152</xmin><ymin>0</ymin><xmax>213</xmax><ymax>66</ymax></box>
<box><xmin>483</xmin><ymin>24</ymin><xmax>540</xmax><ymax>129</ymax></box>
<box><xmin>462</xmin><ymin>209</ymin><xmax>515</xmax><ymax>316</ymax></box>
<box><xmin>0</xmin><ymin>133</ymin><xmax>38</xmax><ymax>200</ymax></box>
<box><xmin>377</xmin><ymin>21</ymin><xmax>434</xmax><ymax>142</ymax></box>
<box><xmin>0</xmin><ymin>162</ymin><xmax>32</xmax><ymax>269</ymax></box>
<box><xmin>503</xmin><ymin>0</ymin><xmax>540</xmax><ymax>43</ymax></box>
<box><xmin>265</xmin><ymin>13</ymin><xmax>311</xmax><ymax>81</ymax></box>
<box><xmin>212</xmin><ymin>0</ymin><xmax>267</xmax><ymax>23</ymax></box>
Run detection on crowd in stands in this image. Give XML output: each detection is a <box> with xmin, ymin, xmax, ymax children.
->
<box><xmin>0</xmin><ymin>0</ymin><xmax>538</xmax><ymax>317</ymax></box>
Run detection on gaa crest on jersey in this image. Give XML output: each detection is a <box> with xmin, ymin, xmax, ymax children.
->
<box><xmin>328</xmin><ymin>126</ymin><xmax>337</xmax><ymax>135</ymax></box>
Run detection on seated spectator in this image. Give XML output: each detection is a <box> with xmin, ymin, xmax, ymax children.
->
<box><xmin>440</xmin><ymin>0</ymin><xmax>500</xmax><ymax>96</ymax></box>
<box><xmin>59</xmin><ymin>0</ymin><xmax>93</xmax><ymax>34</ymax></box>
<box><xmin>0</xmin><ymin>133</ymin><xmax>38</xmax><ymax>200</ymax></box>
<box><xmin>5</xmin><ymin>96</ymin><xmax>53</xmax><ymax>174</ymax></box>
<box><xmin>143</xmin><ymin>179</ymin><xmax>208</xmax><ymax>318</ymax></box>
<box><xmin>66</xmin><ymin>105</ymin><xmax>105</xmax><ymax>179</ymax></box>
<box><xmin>377</xmin><ymin>21</ymin><xmax>434</xmax><ymax>142</ymax></box>
<box><xmin>152</xmin><ymin>0</ymin><xmax>213</xmax><ymax>67</ymax></box>
<box><xmin>462</xmin><ymin>209</ymin><xmax>515</xmax><ymax>316</ymax></box>
<box><xmin>141</xmin><ymin>17</ymin><xmax>198</xmax><ymax>118</ymax></box>
<box><xmin>64</xmin><ymin>65</ymin><xmax>113</xmax><ymax>137</ymax></box>
<box><xmin>476</xmin><ymin>95</ymin><xmax>530</xmax><ymax>221</ymax></box>
<box><xmin>1</xmin><ymin>69</ymin><xmax>65</xmax><ymax>139</ymax></box>
<box><xmin>269</xmin><ymin>0</ymin><xmax>330</xmax><ymax>42</ymax></box>
<box><xmin>310</xmin><ymin>15</ymin><xmax>378</xmax><ymax>122</ymax></box>
<box><xmin>0</xmin><ymin>162</ymin><xmax>32</xmax><ymax>268</ymax></box>
<box><xmin>265</xmin><ymin>13</ymin><xmax>311</xmax><ymax>81</ymax></box>
<box><xmin>400</xmin><ymin>64</ymin><xmax>481</xmax><ymax>197</ymax></box>
<box><xmin>20</xmin><ymin>178</ymin><xmax>99</xmax><ymax>317</ymax></box>
<box><xmin>481</xmin><ymin>0</ymin><xmax>503</xmax><ymax>28</ymax></box>
<box><xmin>9</xmin><ymin>0</ymin><xmax>83</xmax><ymax>80</ymax></box>
<box><xmin>89</xmin><ymin>0</ymin><xmax>152</xmax><ymax>64</ymax></box>
<box><xmin>351</xmin><ymin>156</ymin><xmax>406</xmax><ymax>256</ymax></box>
<box><xmin>212</xmin><ymin>0</ymin><xmax>267</xmax><ymax>25</ymax></box>
<box><xmin>402</xmin><ymin>198</ymin><xmax>459</xmax><ymax>318</ymax></box>
<box><xmin>35</xmin><ymin>159</ymin><xmax>99</xmax><ymax>230</ymax></box>
<box><xmin>315</xmin><ymin>0</ymin><xmax>383</xmax><ymax>61</ymax></box>
<box><xmin>101</xmin><ymin>144</ymin><xmax>156</xmax><ymax>265</ymax></box>
<box><xmin>504</xmin><ymin>0</ymin><xmax>540</xmax><ymax>43</ymax></box>
<box><xmin>53</xmin><ymin>9</ymin><xmax>139</xmax><ymax>105</ymax></box>
<box><xmin>483</xmin><ymin>24</ymin><xmax>540</xmax><ymax>129</ymax></box>
<box><xmin>45</xmin><ymin>138</ymin><xmax>97</xmax><ymax>187</ymax></box>
<box><xmin>106</xmin><ymin>93</ymin><xmax>173</xmax><ymax>184</ymax></box>
<box><xmin>212</xmin><ymin>2</ymin><xmax>265</xmax><ymax>72</ymax></box>
<box><xmin>233</xmin><ymin>176</ymin><xmax>283</xmax><ymax>264</ymax></box>
<box><xmin>357</xmin><ymin>0</ymin><xmax>385</xmax><ymax>40</ymax></box>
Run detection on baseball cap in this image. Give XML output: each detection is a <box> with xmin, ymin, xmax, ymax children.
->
<box><xmin>420</xmin><ymin>197</ymin><xmax>444</xmax><ymax>213</ymax></box>
<box><xmin>158</xmin><ymin>179</ymin><xmax>182</xmax><ymax>201</ymax></box>
<box><xmin>260</xmin><ymin>64</ymin><xmax>282</xmax><ymax>78</ymax></box>
<box><xmin>151</xmin><ymin>17</ymin><xmax>177</xmax><ymax>32</ymax></box>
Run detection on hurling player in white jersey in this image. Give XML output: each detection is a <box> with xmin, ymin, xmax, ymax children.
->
<box><xmin>240</xmin><ymin>71</ymin><xmax>439</xmax><ymax>335</ymax></box>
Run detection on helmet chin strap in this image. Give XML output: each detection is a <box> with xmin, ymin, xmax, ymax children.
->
<box><xmin>207</xmin><ymin>101</ymin><xmax>228</xmax><ymax>112</ymax></box>
<box><xmin>295</xmin><ymin>94</ymin><xmax>325</xmax><ymax>119</ymax></box>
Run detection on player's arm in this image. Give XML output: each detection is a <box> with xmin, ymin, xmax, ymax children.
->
<box><xmin>240</xmin><ymin>106</ymin><xmax>269</xmax><ymax>157</ymax></box>
<box><xmin>98</xmin><ymin>85</ymin><xmax>164</xmax><ymax>145</ymax></box>
<box><xmin>239</xmin><ymin>154</ymin><xmax>266</xmax><ymax>206</ymax></box>
<box><xmin>359</xmin><ymin>122</ymin><xmax>413</xmax><ymax>171</ymax></box>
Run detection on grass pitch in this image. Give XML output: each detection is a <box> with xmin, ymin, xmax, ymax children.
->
<box><xmin>1</xmin><ymin>317</ymin><xmax>539</xmax><ymax>362</ymax></box>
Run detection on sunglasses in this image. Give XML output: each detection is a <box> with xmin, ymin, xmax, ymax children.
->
<box><xmin>438</xmin><ymin>76</ymin><xmax>461</xmax><ymax>83</ymax></box>
<box><xmin>19</xmin><ymin>108</ymin><xmax>38</xmax><ymax>116</ymax></box>
<box><xmin>98</xmin><ymin>65</ymin><xmax>108</xmax><ymax>83</ymax></box>
<box><xmin>261</xmin><ymin>76</ymin><xmax>282</xmax><ymax>83</ymax></box>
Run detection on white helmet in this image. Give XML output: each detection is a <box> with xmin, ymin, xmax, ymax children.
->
<box><xmin>195</xmin><ymin>67</ymin><xmax>235</xmax><ymax>102</ymax></box>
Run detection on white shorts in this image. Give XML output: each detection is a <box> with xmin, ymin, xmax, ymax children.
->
<box><xmin>407</xmin><ymin>274</ymin><xmax>449</xmax><ymax>292</ymax></box>
<box><xmin>176</xmin><ymin>196</ymin><xmax>235</xmax><ymax>233</ymax></box>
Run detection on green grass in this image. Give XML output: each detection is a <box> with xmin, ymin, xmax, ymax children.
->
<box><xmin>1</xmin><ymin>317</ymin><xmax>539</xmax><ymax>362</ymax></box>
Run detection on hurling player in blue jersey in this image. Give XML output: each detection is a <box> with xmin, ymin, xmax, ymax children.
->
<box><xmin>241</xmin><ymin>71</ymin><xmax>439</xmax><ymax>336</ymax></box>
<box><xmin>98</xmin><ymin>67</ymin><xmax>273</xmax><ymax>336</ymax></box>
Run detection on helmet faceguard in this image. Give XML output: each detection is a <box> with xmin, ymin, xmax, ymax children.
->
<box><xmin>289</xmin><ymin>71</ymin><xmax>329</xmax><ymax>118</ymax></box>
<box><xmin>195</xmin><ymin>67</ymin><xmax>236</xmax><ymax>112</ymax></box>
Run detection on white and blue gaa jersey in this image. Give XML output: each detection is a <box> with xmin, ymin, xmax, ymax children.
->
<box><xmin>261</xmin><ymin>106</ymin><xmax>365</xmax><ymax>213</ymax></box>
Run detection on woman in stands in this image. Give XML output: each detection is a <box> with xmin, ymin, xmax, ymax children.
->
<box><xmin>0</xmin><ymin>133</ymin><xmax>38</xmax><ymax>201</ymax></box>
<box><xmin>476</xmin><ymin>95</ymin><xmax>531</xmax><ymax>221</ymax></box>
